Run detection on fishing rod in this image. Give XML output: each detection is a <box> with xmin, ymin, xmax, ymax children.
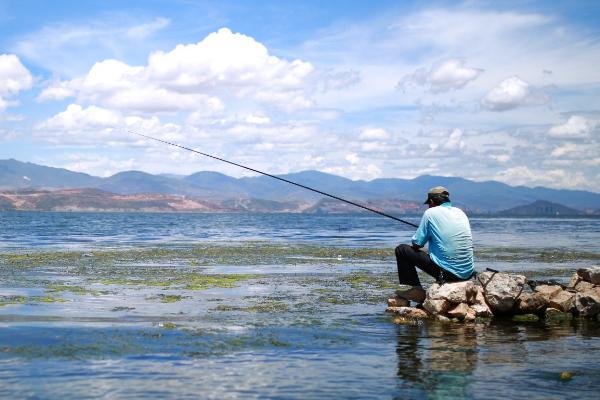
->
<box><xmin>129</xmin><ymin>130</ymin><xmax>419</xmax><ymax>228</ymax></box>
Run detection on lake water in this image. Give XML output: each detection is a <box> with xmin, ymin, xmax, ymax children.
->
<box><xmin>0</xmin><ymin>212</ymin><xmax>599</xmax><ymax>399</ymax></box>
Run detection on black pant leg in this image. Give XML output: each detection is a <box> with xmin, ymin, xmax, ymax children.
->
<box><xmin>395</xmin><ymin>244</ymin><xmax>463</xmax><ymax>286</ymax></box>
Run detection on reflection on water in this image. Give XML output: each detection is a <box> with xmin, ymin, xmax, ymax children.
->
<box><xmin>0</xmin><ymin>212</ymin><xmax>599</xmax><ymax>398</ymax></box>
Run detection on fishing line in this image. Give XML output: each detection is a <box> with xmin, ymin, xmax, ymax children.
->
<box><xmin>129</xmin><ymin>130</ymin><xmax>419</xmax><ymax>228</ymax></box>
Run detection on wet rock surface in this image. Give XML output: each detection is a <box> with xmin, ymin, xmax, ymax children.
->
<box><xmin>388</xmin><ymin>266</ymin><xmax>600</xmax><ymax>322</ymax></box>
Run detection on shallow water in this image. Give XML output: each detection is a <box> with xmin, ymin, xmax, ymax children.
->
<box><xmin>0</xmin><ymin>212</ymin><xmax>599</xmax><ymax>399</ymax></box>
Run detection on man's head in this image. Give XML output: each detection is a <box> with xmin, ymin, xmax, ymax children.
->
<box><xmin>424</xmin><ymin>186</ymin><xmax>450</xmax><ymax>207</ymax></box>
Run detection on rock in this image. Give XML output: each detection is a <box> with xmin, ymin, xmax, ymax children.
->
<box><xmin>436</xmin><ymin>315</ymin><xmax>451</xmax><ymax>322</ymax></box>
<box><xmin>387</xmin><ymin>297</ymin><xmax>410</xmax><ymax>307</ymax></box>
<box><xmin>447</xmin><ymin>303</ymin><xmax>470</xmax><ymax>319</ymax></box>
<box><xmin>534</xmin><ymin>284</ymin><xmax>563</xmax><ymax>302</ymax></box>
<box><xmin>477</xmin><ymin>271</ymin><xmax>526</xmax><ymax>313</ymax></box>
<box><xmin>545</xmin><ymin>307</ymin><xmax>573</xmax><ymax>321</ymax></box>
<box><xmin>471</xmin><ymin>287</ymin><xmax>493</xmax><ymax>317</ymax></box>
<box><xmin>471</xmin><ymin>303</ymin><xmax>493</xmax><ymax>317</ymax></box>
<box><xmin>568</xmin><ymin>273</ymin><xmax>580</xmax><ymax>289</ymax></box>
<box><xmin>464</xmin><ymin>307</ymin><xmax>476</xmax><ymax>322</ymax></box>
<box><xmin>574</xmin><ymin>288</ymin><xmax>600</xmax><ymax>317</ymax></box>
<box><xmin>548</xmin><ymin>290</ymin><xmax>575</xmax><ymax>313</ymax></box>
<box><xmin>574</xmin><ymin>280</ymin><xmax>596</xmax><ymax>292</ymax></box>
<box><xmin>385</xmin><ymin>306</ymin><xmax>430</xmax><ymax>319</ymax></box>
<box><xmin>426</xmin><ymin>281</ymin><xmax>477</xmax><ymax>304</ymax></box>
<box><xmin>577</xmin><ymin>266</ymin><xmax>600</xmax><ymax>285</ymax></box>
<box><xmin>422</xmin><ymin>298</ymin><xmax>450</xmax><ymax>315</ymax></box>
<box><xmin>515</xmin><ymin>292</ymin><xmax>547</xmax><ymax>314</ymax></box>
<box><xmin>512</xmin><ymin>314</ymin><xmax>540</xmax><ymax>322</ymax></box>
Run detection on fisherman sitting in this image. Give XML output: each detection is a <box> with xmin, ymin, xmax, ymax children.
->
<box><xmin>395</xmin><ymin>186</ymin><xmax>474</xmax><ymax>303</ymax></box>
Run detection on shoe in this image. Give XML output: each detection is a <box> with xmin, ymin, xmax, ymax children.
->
<box><xmin>395</xmin><ymin>286</ymin><xmax>426</xmax><ymax>303</ymax></box>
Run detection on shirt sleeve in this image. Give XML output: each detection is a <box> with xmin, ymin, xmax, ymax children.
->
<box><xmin>411</xmin><ymin>212</ymin><xmax>429</xmax><ymax>248</ymax></box>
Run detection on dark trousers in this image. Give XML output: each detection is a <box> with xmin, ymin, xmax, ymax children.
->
<box><xmin>395</xmin><ymin>244</ymin><xmax>463</xmax><ymax>287</ymax></box>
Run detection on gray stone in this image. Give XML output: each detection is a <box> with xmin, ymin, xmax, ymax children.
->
<box><xmin>574</xmin><ymin>288</ymin><xmax>600</xmax><ymax>317</ymax></box>
<box><xmin>387</xmin><ymin>297</ymin><xmax>410</xmax><ymax>307</ymax></box>
<box><xmin>516</xmin><ymin>292</ymin><xmax>547</xmax><ymax>314</ymax></box>
<box><xmin>385</xmin><ymin>306</ymin><xmax>429</xmax><ymax>319</ymax></box>
<box><xmin>548</xmin><ymin>290</ymin><xmax>575</xmax><ymax>313</ymax></box>
<box><xmin>577</xmin><ymin>266</ymin><xmax>600</xmax><ymax>285</ymax></box>
<box><xmin>422</xmin><ymin>298</ymin><xmax>450</xmax><ymax>315</ymax></box>
<box><xmin>477</xmin><ymin>271</ymin><xmax>526</xmax><ymax>313</ymax></box>
<box><xmin>447</xmin><ymin>303</ymin><xmax>470</xmax><ymax>319</ymax></box>
<box><xmin>426</xmin><ymin>281</ymin><xmax>477</xmax><ymax>304</ymax></box>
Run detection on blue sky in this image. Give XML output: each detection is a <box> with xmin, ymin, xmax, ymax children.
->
<box><xmin>0</xmin><ymin>0</ymin><xmax>599</xmax><ymax>191</ymax></box>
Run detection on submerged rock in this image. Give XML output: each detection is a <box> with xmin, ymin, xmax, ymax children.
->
<box><xmin>385</xmin><ymin>306</ymin><xmax>429</xmax><ymax>320</ymax></box>
<box><xmin>512</xmin><ymin>314</ymin><xmax>540</xmax><ymax>322</ymax></box>
<box><xmin>545</xmin><ymin>307</ymin><xmax>573</xmax><ymax>321</ymax></box>
<box><xmin>577</xmin><ymin>266</ymin><xmax>600</xmax><ymax>285</ymax></box>
<box><xmin>477</xmin><ymin>271</ymin><xmax>526</xmax><ymax>313</ymax></box>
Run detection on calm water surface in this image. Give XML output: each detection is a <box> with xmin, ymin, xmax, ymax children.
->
<box><xmin>0</xmin><ymin>212</ymin><xmax>599</xmax><ymax>399</ymax></box>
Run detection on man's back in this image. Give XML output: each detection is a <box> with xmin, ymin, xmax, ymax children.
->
<box><xmin>412</xmin><ymin>202</ymin><xmax>474</xmax><ymax>279</ymax></box>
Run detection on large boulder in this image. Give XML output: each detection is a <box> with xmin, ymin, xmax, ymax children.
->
<box><xmin>477</xmin><ymin>271</ymin><xmax>526</xmax><ymax>313</ymax></box>
<box><xmin>515</xmin><ymin>292</ymin><xmax>548</xmax><ymax>314</ymax></box>
<box><xmin>577</xmin><ymin>266</ymin><xmax>600</xmax><ymax>285</ymax></box>
<box><xmin>426</xmin><ymin>281</ymin><xmax>477</xmax><ymax>304</ymax></box>
<box><xmin>574</xmin><ymin>288</ymin><xmax>600</xmax><ymax>317</ymax></box>
<box><xmin>548</xmin><ymin>290</ymin><xmax>575</xmax><ymax>313</ymax></box>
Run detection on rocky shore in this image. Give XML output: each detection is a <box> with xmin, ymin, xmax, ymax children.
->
<box><xmin>386</xmin><ymin>266</ymin><xmax>600</xmax><ymax>322</ymax></box>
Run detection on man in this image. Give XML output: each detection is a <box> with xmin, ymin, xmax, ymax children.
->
<box><xmin>395</xmin><ymin>186</ymin><xmax>474</xmax><ymax>303</ymax></box>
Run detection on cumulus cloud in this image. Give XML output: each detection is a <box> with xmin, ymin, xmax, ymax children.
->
<box><xmin>400</xmin><ymin>58</ymin><xmax>483</xmax><ymax>93</ymax></box>
<box><xmin>481</xmin><ymin>76</ymin><xmax>548</xmax><ymax>111</ymax></box>
<box><xmin>494</xmin><ymin>166</ymin><xmax>587</xmax><ymax>189</ymax></box>
<box><xmin>548</xmin><ymin>115</ymin><xmax>595</xmax><ymax>138</ymax></box>
<box><xmin>39</xmin><ymin>28</ymin><xmax>328</xmax><ymax>113</ymax></box>
<box><xmin>35</xmin><ymin>103</ymin><xmax>182</xmax><ymax>144</ymax></box>
<box><xmin>358</xmin><ymin>127</ymin><xmax>390</xmax><ymax>141</ymax></box>
<box><xmin>0</xmin><ymin>54</ymin><xmax>33</xmax><ymax>112</ymax></box>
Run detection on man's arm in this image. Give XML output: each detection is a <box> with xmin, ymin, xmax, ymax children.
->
<box><xmin>411</xmin><ymin>212</ymin><xmax>429</xmax><ymax>249</ymax></box>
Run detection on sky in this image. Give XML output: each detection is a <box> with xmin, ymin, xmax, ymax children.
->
<box><xmin>0</xmin><ymin>0</ymin><xmax>599</xmax><ymax>191</ymax></box>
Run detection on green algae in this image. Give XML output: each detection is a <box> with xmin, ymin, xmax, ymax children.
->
<box><xmin>0</xmin><ymin>295</ymin><xmax>66</xmax><ymax>306</ymax></box>
<box><xmin>342</xmin><ymin>272</ymin><xmax>397</xmax><ymax>289</ymax></box>
<box><xmin>213</xmin><ymin>300</ymin><xmax>289</xmax><ymax>313</ymax></box>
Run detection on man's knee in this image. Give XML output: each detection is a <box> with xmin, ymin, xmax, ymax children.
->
<box><xmin>395</xmin><ymin>243</ymin><xmax>412</xmax><ymax>258</ymax></box>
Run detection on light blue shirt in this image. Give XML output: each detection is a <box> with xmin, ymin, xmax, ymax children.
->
<box><xmin>411</xmin><ymin>202</ymin><xmax>474</xmax><ymax>279</ymax></box>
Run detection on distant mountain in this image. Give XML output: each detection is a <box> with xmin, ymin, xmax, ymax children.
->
<box><xmin>0</xmin><ymin>159</ymin><xmax>101</xmax><ymax>189</ymax></box>
<box><xmin>1</xmin><ymin>159</ymin><xmax>600</xmax><ymax>214</ymax></box>
<box><xmin>498</xmin><ymin>200</ymin><xmax>584</xmax><ymax>216</ymax></box>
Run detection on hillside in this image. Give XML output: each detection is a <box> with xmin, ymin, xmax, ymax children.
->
<box><xmin>1</xmin><ymin>159</ymin><xmax>600</xmax><ymax>214</ymax></box>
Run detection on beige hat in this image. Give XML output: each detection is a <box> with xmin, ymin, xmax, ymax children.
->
<box><xmin>424</xmin><ymin>186</ymin><xmax>449</xmax><ymax>204</ymax></box>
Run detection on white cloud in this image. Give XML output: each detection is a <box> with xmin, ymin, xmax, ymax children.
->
<box><xmin>245</xmin><ymin>114</ymin><xmax>271</xmax><ymax>125</ymax></box>
<box><xmin>35</xmin><ymin>103</ymin><xmax>182</xmax><ymax>145</ymax></box>
<box><xmin>126</xmin><ymin>17</ymin><xmax>170</xmax><ymax>40</ymax></box>
<box><xmin>359</xmin><ymin>127</ymin><xmax>390</xmax><ymax>141</ymax></box>
<box><xmin>494</xmin><ymin>166</ymin><xmax>587</xmax><ymax>190</ymax></box>
<box><xmin>441</xmin><ymin>128</ymin><xmax>465</xmax><ymax>151</ymax></box>
<box><xmin>550</xmin><ymin>143</ymin><xmax>584</xmax><ymax>157</ymax></box>
<box><xmin>548</xmin><ymin>115</ymin><xmax>595</xmax><ymax>138</ymax></box>
<box><xmin>400</xmin><ymin>58</ymin><xmax>483</xmax><ymax>93</ymax></box>
<box><xmin>481</xmin><ymin>76</ymin><xmax>548</xmax><ymax>111</ymax></box>
<box><xmin>0</xmin><ymin>54</ymin><xmax>33</xmax><ymax>112</ymax></box>
<box><xmin>39</xmin><ymin>28</ymin><xmax>324</xmax><ymax>113</ymax></box>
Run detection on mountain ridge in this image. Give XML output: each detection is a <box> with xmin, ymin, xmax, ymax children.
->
<box><xmin>1</xmin><ymin>159</ymin><xmax>599</xmax><ymax>214</ymax></box>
